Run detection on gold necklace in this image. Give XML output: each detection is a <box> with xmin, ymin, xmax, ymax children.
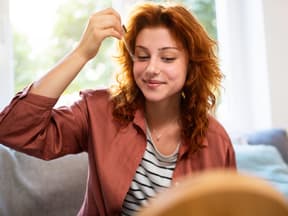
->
<box><xmin>151</xmin><ymin>120</ymin><xmax>179</xmax><ymax>142</ymax></box>
<box><xmin>152</xmin><ymin>128</ymin><xmax>162</xmax><ymax>142</ymax></box>
<box><xmin>147</xmin><ymin>114</ymin><xmax>180</xmax><ymax>142</ymax></box>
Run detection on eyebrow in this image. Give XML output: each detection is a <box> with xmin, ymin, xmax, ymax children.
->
<box><xmin>135</xmin><ymin>45</ymin><xmax>180</xmax><ymax>52</ymax></box>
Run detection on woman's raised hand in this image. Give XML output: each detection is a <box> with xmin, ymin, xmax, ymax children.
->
<box><xmin>29</xmin><ymin>8</ymin><xmax>123</xmax><ymax>98</ymax></box>
<box><xmin>75</xmin><ymin>8</ymin><xmax>123</xmax><ymax>62</ymax></box>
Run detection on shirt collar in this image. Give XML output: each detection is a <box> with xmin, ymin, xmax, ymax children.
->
<box><xmin>133</xmin><ymin>108</ymin><xmax>147</xmax><ymax>134</ymax></box>
<box><xmin>133</xmin><ymin>108</ymin><xmax>208</xmax><ymax>157</ymax></box>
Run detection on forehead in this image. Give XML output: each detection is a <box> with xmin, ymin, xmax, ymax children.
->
<box><xmin>135</xmin><ymin>26</ymin><xmax>181</xmax><ymax>48</ymax></box>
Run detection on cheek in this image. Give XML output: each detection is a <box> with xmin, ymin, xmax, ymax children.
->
<box><xmin>133</xmin><ymin>63</ymin><xmax>145</xmax><ymax>78</ymax></box>
<box><xmin>132</xmin><ymin>65</ymin><xmax>142</xmax><ymax>85</ymax></box>
<box><xmin>132</xmin><ymin>65</ymin><xmax>139</xmax><ymax>79</ymax></box>
<box><xmin>167</xmin><ymin>66</ymin><xmax>187</xmax><ymax>82</ymax></box>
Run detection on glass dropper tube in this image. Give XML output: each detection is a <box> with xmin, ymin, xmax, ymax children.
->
<box><xmin>122</xmin><ymin>25</ymin><xmax>135</xmax><ymax>61</ymax></box>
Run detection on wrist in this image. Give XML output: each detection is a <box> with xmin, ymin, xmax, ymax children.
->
<box><xmin>72</xmin><ymin>47</ymin><xmax>92</xmax><ymax>65</ymax></box>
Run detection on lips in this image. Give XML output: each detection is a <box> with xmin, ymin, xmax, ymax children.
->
<box><xmin>146</xmin><ymin>79</ymin><xmax>163</xmax><ymax>84</ymax></box>
<box><xmin>144</xmin><ymin>79</ymin><xmax>165</xmax><ymax>88</ymax></box>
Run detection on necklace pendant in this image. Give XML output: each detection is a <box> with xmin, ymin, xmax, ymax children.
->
<box><xmin>156</xmin><ymin>135</ymin><xmax>161</xmax><ymax>142</ymax></box>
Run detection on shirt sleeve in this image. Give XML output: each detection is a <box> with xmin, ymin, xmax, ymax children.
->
<box><xmin>225</xmin><ymin>140</ymin><xmax>237</xmax><ymax>169</ymax></box>
<box><xmin>0</xmin><ymin>85</ymin><xmax>89</xmax><ymax>160</ymax></box>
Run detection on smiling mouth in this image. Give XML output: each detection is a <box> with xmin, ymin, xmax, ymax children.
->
<box><xmin>147</xmin><ymin>80</ymin><xmax>163</xmax><ymax>84</ymax></box>
<box><xmin>144</xmin><ymin>79</ymin><xmax>165</xmax><ymax>87</ymax></box>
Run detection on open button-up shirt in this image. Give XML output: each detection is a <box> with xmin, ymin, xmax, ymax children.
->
<box><xmin>0</xmin><ymin>87</ymin><xmax>236</xmax><ymax>215</ymax></box>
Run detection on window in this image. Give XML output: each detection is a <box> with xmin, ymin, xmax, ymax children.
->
<box><xmin>3</xmin><ymin>0</ymin><xmax>287</xmax><ymax>140</ymax></box>
<box><xmin>0</xmin><ymin>0</ymin><xmax>13</xmax><ymax>110</ymax></box>
<box><xmin>11</xmin><ymin>0</ymin><xmax>114</xmax><ymax>95</ymax></box>
<box><xmin>10</xmin><ymin>0</ymin><xmax>216</xmax><ymax>94</ymax></box>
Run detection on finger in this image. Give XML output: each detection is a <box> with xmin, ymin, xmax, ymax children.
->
<box><xmin>98</xmin><ymin>7</ymin><xmax>122</xmax><ymax>21</ymax></box>
<box><xmin>102</xmin><ymin>18</ymin><xmax>122</xmax><ymax>36</ymax></box>
<box><xmin>91</xmin><ymin>14</ymin><xmax>123</xmax><ymax>37</ymax></box>
<box><xmin>92</xmin><ymin>8</ymin><xmax>123</xmax><ymax>33</ymax></box>
<box><xmin>108</xmin><ymin>28</ymin><xmax>122</xmax><ymax>40</ymax></box>
<box><xmin>93</xmin><ymin>7</ymin><xmax>122</xmax><ymax>29</ymax></box>
<box><xmin>92</xmin><ymin>28</ymin><xmax>121</xmax><ymax>42</ymax></box>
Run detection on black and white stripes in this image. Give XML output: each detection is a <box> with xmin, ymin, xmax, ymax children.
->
<box><xmin>121</xmin><ymin>130</ymin><xmax>179</xmax><ymax>216</ymax></box>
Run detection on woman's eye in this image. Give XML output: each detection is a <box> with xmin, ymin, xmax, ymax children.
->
<box><xmin>136</xmin><ymin>55</ymin><xmax>150</xmax><ymax>61</ymax></box>
<box><xmin>162</xmin><ymin>57</ymin><xmax>176</xmax><ymax>63</ymax></box>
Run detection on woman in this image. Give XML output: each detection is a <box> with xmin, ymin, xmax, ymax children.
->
<box><xmin>0</xmin><ymin>2</ymin><xmax>236</xmax><ymax>216</ymax></box>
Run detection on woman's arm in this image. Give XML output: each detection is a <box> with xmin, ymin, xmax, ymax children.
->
<box><xmin>0</xmin><ymin>8</ymin><xmax>123</xmax><ymax>158</ymax></box>
<box><xmin>30</xmin><ymin>8</ymin><xmax>123</xmax><ymax>98</ymax></box>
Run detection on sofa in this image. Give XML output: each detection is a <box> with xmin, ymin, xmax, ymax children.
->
<box><xmin>0</xmin><ymin>146</ymin><xmax>88</xmax><ymax>216</ymax></box>
<box><xmin>233</xmin><ymin>128</ymin><xmax>288</xmax><ymax>198</ymax></box>
<box><xmin>0</xmin><ymin>128</ymin><xmax>287</xmax><ymax>215</ymax></box>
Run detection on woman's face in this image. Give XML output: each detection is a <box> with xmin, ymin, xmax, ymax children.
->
<box><xmin>133</xmin><ymin>26</ymin><xmax>189</xmax><ymax>104</ymax></box>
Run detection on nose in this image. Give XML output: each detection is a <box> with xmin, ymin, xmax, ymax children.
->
<box><xmin>144</xmin><ymin>56</ymin><xmax>160</xmax><ymax>75</ymax></box>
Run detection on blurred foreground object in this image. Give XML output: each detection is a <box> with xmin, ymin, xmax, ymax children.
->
<box><xmin>137</xmin><ymin>170</ymin><xmax>288</xmax><ymax>216</ymax></box>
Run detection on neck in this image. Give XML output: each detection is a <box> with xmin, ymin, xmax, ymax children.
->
<box><xmin>145</xmin><ymin>99</ymin><xmax>181</xmax><ymax>129</ymax></box>
<box><xmin>145</xmin><ymin>98</ymin><xmax>182</xmax><ymax>146</ymax></box>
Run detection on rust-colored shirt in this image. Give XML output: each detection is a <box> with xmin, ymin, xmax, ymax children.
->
<box><xmin>0</xmin><ymin>87</ymin><xmax>236</xmax><ymax>216</ymax></box>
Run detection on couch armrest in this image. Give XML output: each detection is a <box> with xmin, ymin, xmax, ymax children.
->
<box><xmin>0</xmin><ymin>144</ymin><xmax>88</xmax><ymax>216</ymax></box>
<box><xmin>246</xmin><ymin>128</ymin><xmax>288</xmax><ymax>164</ymax></box>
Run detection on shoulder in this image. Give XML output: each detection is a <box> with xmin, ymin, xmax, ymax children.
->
<box><xmin>79</xmin><ymin>88</ymin><xmax>110</xmax><ymax>100</ymax></box>
<box><xmin>206</xmin><ymin>115</ymin><xmax>231</xmax><ymax>144</ymax></box>
<box><xmin>78</xmin><ymin>88</ymin><xmax>112</xmax><ymax>106</ymax></box>
<box><xmin>77</xmin><ymin>88</ymin><xmax>114</xmax><ymax>115</ymax></box>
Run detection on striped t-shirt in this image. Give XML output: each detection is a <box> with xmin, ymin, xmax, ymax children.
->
<box><xmin>121</xmin><ymin>128</ymin><xmax>179</xmax><ymax>216</ymax></box>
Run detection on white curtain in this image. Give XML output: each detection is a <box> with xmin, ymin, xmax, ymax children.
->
<box><xmin>0</xmin><ymin>0</ymin><xmax>14</xmax><ymax>110</ymax></box>
<box><xmin>215</xmin><ymin>0</ymin><xmax>271</xmax><ymax>134</ymax></box>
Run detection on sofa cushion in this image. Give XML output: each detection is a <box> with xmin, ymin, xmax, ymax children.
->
<box><xmin>246</xmin><ymin>128</ymin><xmax>288</xmax><ymax>164</ymax></box>
<box><xmin>234</xmin><ymin>144</ymin><xmax>288</xmax><ymax>198</ymax></box>
<box><xmin>0</xmin><ymin>144</ymin><xmax>88</xmax><ymax>216</ymax></box>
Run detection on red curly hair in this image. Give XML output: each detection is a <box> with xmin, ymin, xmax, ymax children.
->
<box><xmin>110</xmin><ymin>2</ymin><xmax>222</xmax><ymax>152</ymax></box>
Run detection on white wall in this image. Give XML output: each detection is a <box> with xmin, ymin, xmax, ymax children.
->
<box><xmin>262</xmin><ymin>0</ymin><xmax>288</xmax><ymax>129</ymax></box>
<box><xmin>0</xmin><ymin>0</ymin><xmax>14</xmax><ymax>110</ymax></box>
<box><xmin>216</xmin><ymin>0</ymin><xmax>288</xmax><ymax>133</ymax></box>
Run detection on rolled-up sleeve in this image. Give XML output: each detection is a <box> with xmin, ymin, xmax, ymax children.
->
<box><xmin>0</xmin><ymin>85</ymin><xmax>89</xmax><ymax>160</ymax></box>
<box><xmin>226</xmin><ymin>141</ymin><xmax>237</xmax><ymax>168</ymax></box>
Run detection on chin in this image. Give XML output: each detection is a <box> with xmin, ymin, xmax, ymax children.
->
<box><xmin>142</xmin><ymin>93</ymin><xmax>164</xmax><ymax>103</ymax></box>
